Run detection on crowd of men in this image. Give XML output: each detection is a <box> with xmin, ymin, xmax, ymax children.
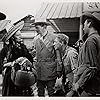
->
<box><xmin>0</xmin><ymin>11</ymin><xmax>100</xmax><ymax>97</ymax></box>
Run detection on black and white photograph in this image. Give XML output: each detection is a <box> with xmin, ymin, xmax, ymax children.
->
<box><xmin>0</xmin><ymin>0</ymin><xmax>100</xmax><ymax>99</ymax></box>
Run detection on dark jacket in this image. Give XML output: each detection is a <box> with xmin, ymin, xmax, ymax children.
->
<box><xmin>75</xmin><ymin>32</ymin><xmax>100</xmax><ymax>94</ymax></box>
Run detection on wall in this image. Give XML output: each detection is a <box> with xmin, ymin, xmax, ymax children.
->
<box><xmin>53</xmin><ymin>18</ymin><xmax>80</xmax><ymax>46</ymax></box>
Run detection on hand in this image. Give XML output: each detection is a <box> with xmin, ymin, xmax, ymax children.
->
<box><xmin>55</xmin><ymin>77</ymin><xmax>62</xmax><ymax>90</ymax></box>
<box><xmin>53</xmin><ymin>38</ymin><xmax>62</xmax><ymax>50</ymax></box>
<box><xmin>57</xmin><ymin>71</ymin><xmax>62</xmax><ymax>78</ymax></box>
<box><xmin>3</xmin><ymin>62</ymin><xmax>12</xmax><ymax>67</ymax></box>
<box><xmin>66</xmin><ymin>90</ymin><xmax>75</xmax><ymax>97</ymax></box>
<box><xmin>73</xmin><ymin>83</ymin><xmax>79</xmax><ymax>91</ymax></box>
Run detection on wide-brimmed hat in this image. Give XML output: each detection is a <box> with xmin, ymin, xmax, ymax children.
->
<box><xmin>0</xmin><ymin>12</ymin><xmax>6</xmax><ymax>20</ymax></box>
<box><xmin>81</xmin><ymin>12</ymin><xmax>100</xmax><ymax>25</ymax></box>
<box><xmin>33</xmin><ymin>18</ymin><xmax>50</xmax><ymax>26</ymax></box>
<box><xmin>1</xmin><ymin>21</ymin><xmax>24</xmax><ymax>42</ymax></box>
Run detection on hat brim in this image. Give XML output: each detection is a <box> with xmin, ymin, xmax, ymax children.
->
<box><xmin>33</xmin><ymin>22</ymin><xmax>50</xmax><ymax>26</ymax></box>
<box><xmin>4</xmin><ymin>21</ymin><xmax>24</xmax><ymax>42</ymax></box>
<box><xmin>81</xmin><ymin>12</ymin><xmax>100</xmax><ymax>24</ymax></box>
<box><xmin>0</xmin><ymin>12</ymin><xmax>6</xmax><ymax>20</ymax></box>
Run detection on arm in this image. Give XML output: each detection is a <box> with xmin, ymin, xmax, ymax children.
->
<box><xmin>75</xmin><ymin>39</ymin><xmax>98</xmax><ymax>89</ymax></box>
<box><xmin>53</xmin><ymin>38</ymin><xmax>63</xmax><ymax>78</ymax></box>
<box><xmin>68</xmin><ymin>50</ymin><xmax>78</xmax><ymax>74</ymax></box>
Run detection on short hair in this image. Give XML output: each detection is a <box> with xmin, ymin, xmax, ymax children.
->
<box><xmin>57</xmin><ymin>34</ymin><xmax>69</xmax><ymax>45</ymax></box>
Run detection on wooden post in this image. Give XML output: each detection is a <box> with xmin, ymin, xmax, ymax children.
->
<box><xmin>79</xmin><ymin>16</ymin><xmax>83</xmax><ymax>41</ymax></box>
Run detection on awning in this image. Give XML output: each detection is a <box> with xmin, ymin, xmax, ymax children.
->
<box><xmin>35</xmin><ymin>2</ymin><xmax>100</xmax><ymax>19</ymax></box>
<box><xmin>35</xmin><ymin>2</ymin><xmax>83</xmax><ymax>19</ymax></box>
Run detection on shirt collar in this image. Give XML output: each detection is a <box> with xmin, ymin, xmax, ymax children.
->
<box><xmin>88</xmin><ymin>30</ymin><xmax>98</xmax><ymax>37</ymax></box>
<box><xmin>42</xmin><ymin>31</ymin><xmax>48</xmax><ymax>39</ymax></box>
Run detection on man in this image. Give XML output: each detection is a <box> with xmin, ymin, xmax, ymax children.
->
<box><xmin>32</xmin><ymin>19</ymin><xmax>62</xmax><ymax>96</ymax></box>
<box><xmin>54</xmin><ymin>34</ymin><xmax>78</xmax><ymax>95</ymax></box>
<box><xmin>73</xmin><ymin>12</ymin><xmax>100</xmax><ymax>96</ymax></box>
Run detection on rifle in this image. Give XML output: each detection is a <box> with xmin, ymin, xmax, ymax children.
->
<box><xmin>55</xmin><ymin>49</ymin><xmax>66</xmax><ymax>93</ymax></box>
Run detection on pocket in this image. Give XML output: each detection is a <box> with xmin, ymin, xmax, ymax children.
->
<box><xmin>46</xmin><ymin>62</ymin><xmax>57</xmax><ymax>77</ymax></box>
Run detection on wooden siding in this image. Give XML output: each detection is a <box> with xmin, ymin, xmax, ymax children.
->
<box><xmin>53</xmin><ymin>18</ymin><xmax>80</xmax><ymax>32</ymax></box>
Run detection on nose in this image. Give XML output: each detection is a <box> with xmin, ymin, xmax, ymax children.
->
<box><xmin>83</xmin><ymin>27</ymin><xmax>85</xmax><ymax>31</ymax></box>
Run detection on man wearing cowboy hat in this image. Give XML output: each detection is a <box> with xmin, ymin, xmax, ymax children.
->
<box><xmin>72</xmin><ymin>12</ymin><xmax>100</xmax><ymax>96</ymax></box>
<box><xmin>32</xmin><ymin>19</ymin><xmax>62</xmax><ymax>96</ymax></box>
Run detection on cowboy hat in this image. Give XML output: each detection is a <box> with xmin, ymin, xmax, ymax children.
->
<box><xmin>81</xmin><ymin>12</ymin><xmax>100</xmax><ymax>24</ymax></box>
<box><xmin>0</xmin><ymin>20</ymin><xmax>11</xmax><ymax>31</ymax></box>
<box><xmin>33</xmin><ymin>18</ymin><xmax>50</xmax><ymax>26</ymax></box>
<box><xmin>1</xmin><ymin>21</ymin><xmax>24</xmax><ymax>42</ymax></box>
<box><xmin>0</xmin><ymin>12</ymin><xmax>6</xmax><ymax>20</ymax></box>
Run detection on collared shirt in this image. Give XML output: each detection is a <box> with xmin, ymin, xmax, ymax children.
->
<box><xmin>40</xmin><ymin>30</ymin><xmax>48</xmax><ymax>42</ymax></box>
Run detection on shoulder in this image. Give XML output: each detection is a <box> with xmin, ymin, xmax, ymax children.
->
<box><xmin>85</xmin><ymin>35</ymin><xmax>99</xmax><ymax>47</ymax></box>
<box><xmin>47</xmin><ymin>32</ymin><xmax>57</xmax><ymax>40</ymax></box>
<box><xmin>87</xmin><ymin>34</ymin><xmax>100</xmax><ymax>42</ymax></box>
<box><xmin>67</xmin><ymin>47</ymin><xmax>78</xmax><ymax>56</ymax></box>
<box><xmin>32</xmin><ymin>35</ymin><xmax>40</xmax><ymax>44</ymax></box>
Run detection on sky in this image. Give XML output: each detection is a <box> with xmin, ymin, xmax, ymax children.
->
<box><xmin>0</xmin><ymin>0</ymin><xmax>44</xmax><ymax>23</ymax></box>
<box><xmin>0</xmin><ymin>0</ymin><xmax>99</xmax><ymax>23</ymax></box>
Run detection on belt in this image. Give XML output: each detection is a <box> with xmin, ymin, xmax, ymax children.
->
<box><xmin>37</xmin><ymin>58</ymin><xmax>56</xmax><ymax>62</ymax></box>
<box><xmin>89</xmin><ymin>67</ymin><xmax>97</xmax><ymax>69</ymax></box>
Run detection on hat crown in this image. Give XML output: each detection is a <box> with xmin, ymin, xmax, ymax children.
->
<box><xmin>34</xmin><ymin>18</ymin><xmax>50</xmax><ymax>25</ymax></box>
<box><xmin>1</xmin><ymin>21</ymin><xmax>24</xmax><ymax>42</ymax></box>
<box><xmin>81</xmin><ymin>12</ymin><xmax>100</xmax><ymax>24</ymax></box>
<box><xmin>35</xmin><ymin>18</ymin><xmax>47</xmax><ymax>22</ymax></box>
<box><xmin>92</xmin><ymin>12</ymin><xmax>100</xmax><ymax>21</ymax></box>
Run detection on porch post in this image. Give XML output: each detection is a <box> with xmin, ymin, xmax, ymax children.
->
<box><xmin>79</xmin><ymin>16</ymin><xmax>83</xmax><ymax>41</ymax></box>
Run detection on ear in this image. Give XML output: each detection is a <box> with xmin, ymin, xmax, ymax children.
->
<box><xmin>42</xmin><ymin>25</ymin><xmax>47</xmax><ymax>30</ymax></box>
<box><xmin>88</xmin><ymin>22</ymin><xmax>92</xmax><ymax>28</ymax></box>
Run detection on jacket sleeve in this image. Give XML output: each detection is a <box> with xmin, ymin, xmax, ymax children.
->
<box><xmin>76</xmin><ymin>39</ymin><xmax>98</xmax><ymax>87</ymax></box>
<box><xmin>55</xmin><ymin>49</ymin><xmax>63</xmax><ymax>72</ymax></box>
<box><xmin>68</xmin><ymin>50</ymin><xmax>78</xmax><ymax>74</ymax></box>
<box><xmin>77</xmin><ymin>67</ymin><xmax>96</xmax><ymax>88</ymax></box>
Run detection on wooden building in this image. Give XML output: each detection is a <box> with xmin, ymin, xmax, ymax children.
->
<box><xmin>35</xmin><ymin>2</ymin><xmax>100</xmax><ymax>46</ymax></box>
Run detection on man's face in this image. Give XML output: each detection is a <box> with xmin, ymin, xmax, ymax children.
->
<box><xmin>35</xmin><ymin>24</ymin><xmax>44</xmax><ymax>35</ymax></box>
<box><xmin>14</xmin><ymin>30</ymin><xmax>22</xmax><ymax>42</ymax></box>
<box><xmin>83</xmin><ymin>20</ymin><xmax>89</xmax><ymax>34</ymax></box>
